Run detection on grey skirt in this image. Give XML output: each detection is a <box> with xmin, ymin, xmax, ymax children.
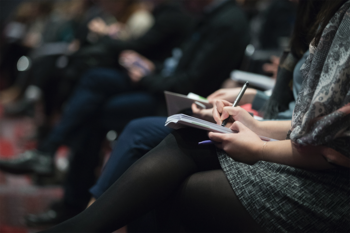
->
<box><xmin>217</xmin><ymin>149</ymin><xmax>350</xmax><ymax>233</ymax></box>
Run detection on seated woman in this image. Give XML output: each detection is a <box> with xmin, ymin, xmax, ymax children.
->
<box><xmin>88</xmin><ymin>48</ymin><xmax>309</xmax><ymax>202</ymax></box>
<box><xmin>40</xmin><ymin>0</ymin><xmax>350</xmax><ymax>232</ymax></box>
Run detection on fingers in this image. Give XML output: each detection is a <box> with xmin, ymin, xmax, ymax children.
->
<box><xmin>271</xmin><ymin>55</ymin><xmax>280</xmax><ymax>65</ymax></box>
<box><xmin>213</xmin><ymin>99</ymin><xmax>233</xmax><ymax>125</ymax></box>
<box><xmin>229</xmin><ymin>121</ymin><xmax>247</xmax><ymax>132</ymax></box>
<box><xmin>191</xmin><ymin>103</ymin><xmax>200</xmax><ymax>114</ymax></box>
<box><xmin>120</xmin><ymin>51</ymin><xmax>140</xmax><ymax>68</ymax></box>
<box><xmin>220</xmin><ymin>106</ymin><xmax>242</xmax><ymax>121</ymax></box>
<box><xmin>207</xmin><ymin>90</ymin><xmax>224</xmax><ymax>102</ymax></box>
<box><xmin>128</xmin><ymin>67</ymin><xmax>144</xmax><ymax>83</ymax></box>
<box><xmin>208</xmin><ymin>132</ymin><xmax>226</xmax><ymax>143</ymax></box>
<box><xmin>213</xmin><ymin>101</ymin><xmax>224</xmax><ymax>124</ymax></box>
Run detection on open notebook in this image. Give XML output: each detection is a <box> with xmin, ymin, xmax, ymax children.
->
<box><xmin>165</xmin><ymin>114</ymin><xmax>277</xmax><ymax>142</ymax></box>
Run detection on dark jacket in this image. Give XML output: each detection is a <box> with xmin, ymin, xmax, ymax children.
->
<box><xmin>139</xmin><ymin>0</ymin><xmax>250</xmax><ymax>97</ymax></box>
<box><xmin>102</xmin><ymin>2</ymin><xmax>194</xmax><ymax>63</ymax></box>
<box><xmin>64</xmin><ymin>2</ymin><xmax>193</xmax><ymax>83</ymax></box>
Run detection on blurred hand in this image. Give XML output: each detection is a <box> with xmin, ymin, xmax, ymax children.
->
<box><xmin>212</xmin><ymin>99</ymin><xmax>259</xmax><ymax>131</ymax></box>
<box><xmin>262</xmin><ymin>55</ymin><xmax>280</xmax><ymax>79</ymax></box>
<box><xmin>68</xmin><ymin>40</ymin><xmax>80</xmax><ymax>52</ymax></box>
<box><xmin>88</xmin><ymin>17</ymin><xmax>108</xmax><ymax>35</ymax></box>
<box><xmin>23</xmin><ymin>32</ymin><xmax>41</xmax><ymax>48</ymax></box>
<box><xmin>207</xmin><ymin>88</ymin><xmax>257</xmax><ymax>105</ymax></box>
<box><xmin>208</xmin><ymin>121</ymin><xmax>263</xmax><ymax>165</ymax></box>
<box><xmin>119</xmin><ymin>50</ymin><xmax>155</xmax><ymax>83</ymax></box>
<box><xmin>107</xmin><ymin>23</ymin><xmax>123</xmax><ymax>39</ymax></box>
<box><xmin>220</xmin><ymin>78</ymin><xmax>241</xmax><ymax>88</ymax></box>
<box><xmin>191</xmin><ymin>103</ymin><xmax>215</xmax><ymax>122</ymax></box>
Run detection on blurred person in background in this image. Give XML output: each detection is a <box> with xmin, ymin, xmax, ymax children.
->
<box><xmin>0</xmin><ymin>0</ymin><xmax>193</xmax><ymax>227</ymax></box>
<box><xmin>0</xmin><ymin>0</ymin><xmax>54</xmax><ymax>90</ymax></box>
<box><xmin>0</xmin><ymin>0</ymin><xmax>250</xmax><ymax>228</ymax></box>
<box><xmin>0</xmin><ymin>0</ymin><xmax>156</xmax><ymax>140</ymax></box>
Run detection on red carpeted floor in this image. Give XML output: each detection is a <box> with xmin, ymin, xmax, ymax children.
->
<box><xmin>0</xmin><ymin>104</ymin><xmax>126</xmax><ymax>233</ymax></box>
<box><xmin>0</xmin><ymin>105</ymin><xmax>64</xmax><ymax>232</ymax></box>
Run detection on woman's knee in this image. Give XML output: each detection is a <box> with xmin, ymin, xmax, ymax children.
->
<box><xmin>176</xmin><ymin>170</ymin><xmax>264</xmax><ymax>232</ymax></box>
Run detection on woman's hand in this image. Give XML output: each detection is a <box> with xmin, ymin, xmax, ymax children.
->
<box><xmin>209</xmin><ymin>121</ymin><xmax>263</xmax><ymax>165</ymax></box>
<box><xmin>212</xmin><ymin>99</ymin><xmax>259</xmax><ymax>131</ymax></box>
<box><xmin>207</xmin><ymin>88</ymin><xmax>257</xmax><ymax>104</ymax></box>
<box><xmin>191</xmin><ymin>103</ymin><xmax>215</xmax><ymax>122</ymax></box>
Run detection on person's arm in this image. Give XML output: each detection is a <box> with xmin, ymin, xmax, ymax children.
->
<box><xmin>212</xmin><ymin>99</ymin><xmax>290</xmax><ymax>140</ymax></box>
<box><xmin>139</xmin><ymin>20</ymin><xmax>249</xmax><ymax>94</ymax></box>
<box><xmin>99</xmin><ymin>6</ymin><xmax>191</xmax><ymax>59</ymax></box>
<box><xmin>209</xmin><ymin>122</ymin><xmax>335</xmax><ymax>171</ymax></box>
<box><xmin>207</xmin><ymin>88</ymin><xmax>257</xmax><ymax>104</ymax></box>
<box><xmin>253</xmin><ymin>120</ymin><xmax>291</xmax><ymax>140</ymax></box>
<box><xmin>210</xmin><ymin>99</ymin><xmax>335</xmax><ymax>170</ymax></box>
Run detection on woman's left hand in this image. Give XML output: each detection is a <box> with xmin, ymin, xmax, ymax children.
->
<box><xmin>208</xmin><ymin>121</ymin><xmax>263</xmax><ymax>165</ymax></box>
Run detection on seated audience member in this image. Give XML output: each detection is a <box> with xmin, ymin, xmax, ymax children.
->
<box><xmin>23</xmin><ymin>0</ymin><xmax>192</xmax><ymax>226</ymax></box>
<box><xmin>4</xmin><ymin>1</ymin><xmax>192</xmax><ymax>146</ymax></box>
<box><xmin>251</xmin><ymin>0</ymin><xmax>297</xmax><ymax>50</ymax></box>
<box><xmin>241</xmin><ymin>0</ymin><xmax>297</xmax><ymax>75</ymax></box>
<box><xmin>88</xmin><ymin>49</ymin><xmax>309</xmax><ymax>206</ymax></box>
<box><xmin>37</xmin><ymin>1</ymin><xmax>350</xmax><ymax>232</ymax></box>
<box><xmin>0</xmin><ymin>0</ymin><xmax>55</xmax><ymax>91</ymax></box>
<box><xmin>0</xmin><ymin>0</ymin><xmax>250</xmax><ymax>226</ymax></box>
<box><xmin>1</xmin><ymin>0</ymin><xmax>156</xmax><ymax>123</ymax></box>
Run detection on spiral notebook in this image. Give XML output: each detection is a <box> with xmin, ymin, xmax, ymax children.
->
<box><xmin>165</xmin><ymin>114</ymin><xmax>277</xmax><ymax>142</ymax></box>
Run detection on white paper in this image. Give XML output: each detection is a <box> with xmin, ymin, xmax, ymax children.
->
<box><xmin>231</xmin><ymin>70</ymin><xmax>275</xmax><ymax>90</ymax></box>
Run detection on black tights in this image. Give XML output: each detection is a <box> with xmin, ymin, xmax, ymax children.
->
<box><xmin>40</xmin><ymin>129</ymin><xmax>264</xmax><ymax>233</ymax></box>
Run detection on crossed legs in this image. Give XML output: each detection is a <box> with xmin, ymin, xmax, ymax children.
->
<box><xmin>40</xmin><ymin>129</ymin><xmax>264</xmax><ymax>233</ymax></box>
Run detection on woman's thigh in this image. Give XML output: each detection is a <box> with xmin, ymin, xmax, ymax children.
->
<box><xmin>176</xmin><ymin>169</ymin><xmax>265</xmax><ymax>233</ymax></box>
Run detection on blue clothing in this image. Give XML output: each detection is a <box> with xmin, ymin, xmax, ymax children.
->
<box><xmin>39</xmin><ymin>68</ymin><xmax>157</xmax><ymax>208</ymax></box>
<box><xmin>39</xmin><ymin>68</ymin><xmax>157</xmax><ymax>153</ymax></box>
<box><xmin>276</xmin><ymin>50</ymin><xmax>309</xmax><ymax>119</ymax></box>
<box><xmin>62</xmin><ymin>92</ymin><xmax>157</xmax><ymax>208</ymax></box>
<box><xmin>251</xmin><ymin>50</ymin><xmax>309</xmax><ymax>119</ymax></box>
<box><xmin>90</xmin><ymin>117</ymin><xmax>172</xmax><ymax>198</ymax></box>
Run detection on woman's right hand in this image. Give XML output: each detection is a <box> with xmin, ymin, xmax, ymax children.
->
<box><xmin>213</xmin><ymin>99</ymin><xmax>259</xmax><ymax>132</ymax></box>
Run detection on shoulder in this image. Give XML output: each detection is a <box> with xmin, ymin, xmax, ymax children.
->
<box><xmin>153</xmin><ymin>2</ymin><xmax>189</xmax><ymax>19</ymax></box>
<box><xmin>209</xmin><ymin>1</ymin><xmax>248</xmax><ymax>29</ymax></box>
<box><xmin>153</xmin><ymin>3</ymin><xmax>193</xmax><ymax>26</ymax></box>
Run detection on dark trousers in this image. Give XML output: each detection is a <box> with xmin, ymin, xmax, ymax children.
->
<box><xmin>90</xmin><ymin>116</ymin><xmax>172</xmax><ymax>198</ymax></box>
<box><xmin>87</xmin><ymin>117</ymin><xmax>174</xmax><ymax>232</ymax></box>
<box><xmin>39</xmin><ymin>68</ymin><xmax>157</xmax><ymax>208</ymax></box>
<box><xmin>39</xmin><ymin>68</ymin><xmax>153</xmax><ymax>154</ymax></box>
<box><xmin>62</xmin><ymin>94</ymin><xmax>158</xmax><ymax>208</ymax></box>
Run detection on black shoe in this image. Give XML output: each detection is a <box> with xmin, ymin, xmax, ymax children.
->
<box><xmin>25</xmin><ymin>201</ymin><xmax>84</xmax><ymax>227</ymax></box>
<box><xmin>0</xmin><ymin>150</ymin><xmax>54</xmax><ymax>175</ymax></box>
